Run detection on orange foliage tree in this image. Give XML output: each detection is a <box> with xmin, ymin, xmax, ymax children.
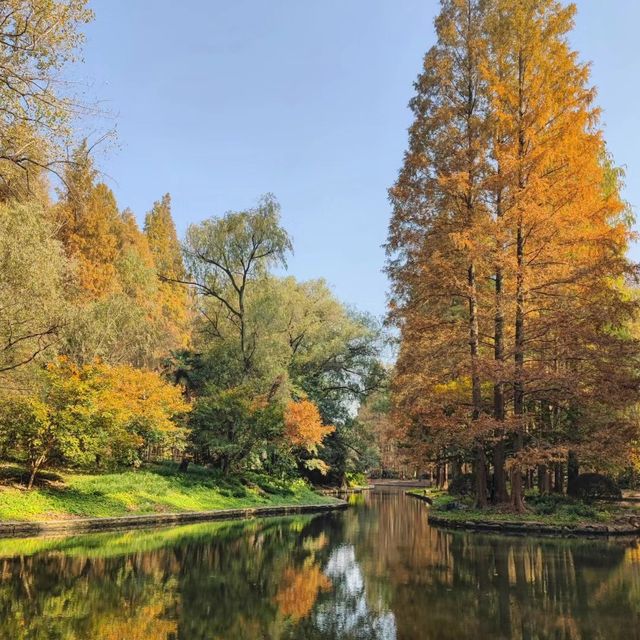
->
<box><xmin>386</xmin><ymin>0</ymin><xmax>639</xmax><ymax>509</ymax></box>
<box><xmin>0</xmin><ymin>357</ymin><xmax>189</xmax><ymax>486</ymax></box>
<box><xmin>284</xmin><ymin>399</ymin><xmax>335</xmax><ymax>475</ymax></box>
<box><xmin>284</xmin><ymin>399</ymin><xmax>335</xmax><ymax>450</ymax></box>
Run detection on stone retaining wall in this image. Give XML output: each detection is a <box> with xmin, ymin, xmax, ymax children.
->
<box><xmin>0</xmin><ymin>501</ymin><xmax>347</xmax><ymax>539</ymax></box>
<box><xmin>426</xmin><ymin>513</ymin><xmax>640</xmax><ymax>536</ymax></box>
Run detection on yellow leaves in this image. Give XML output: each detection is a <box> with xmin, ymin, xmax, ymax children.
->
<box><xmin>93</xmin><ymin>363</ymin><xmax>190</xmax><ymax>435</ymax></box>
<box><xmin>284</xmin><ymin>400</ymin><xmax>334</xmax><ymax>451</ymax></box>
<box><xmin>36</xmin><ymin>357</ymin><xmax>191</xmax><ymax>461</ymax></box>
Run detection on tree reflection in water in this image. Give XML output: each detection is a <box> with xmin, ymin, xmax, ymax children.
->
<box><xmin>0</xmin><ymin>491</ymin><xmax>638</xmax><ymax>639</ymax></box>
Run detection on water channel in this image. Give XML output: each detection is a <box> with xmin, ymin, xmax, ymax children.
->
<box><xmin>1</xmin><ymin>488</ymin><xmax>639</xmax><ymax>639</ymax></box>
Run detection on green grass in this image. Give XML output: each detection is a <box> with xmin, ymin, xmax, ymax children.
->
<box><xmin>0</xmin><ymin>515</ymin><xmax>315</xmax><ymax>559</ymax></box>
<box><xmin>408</xmin><ymin>488</ymin><xmax>638</xmax><ymax>525</ymax></box>
<box><xmin>0</xmin><ymin>463</ymin><xmax>338</xmax><ymax>522</ymax></box>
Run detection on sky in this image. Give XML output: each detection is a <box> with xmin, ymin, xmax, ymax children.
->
<box><xmin>78</xmin><ymin>0</ymin><xmax>640</xmax><ymax>319</ymax></box>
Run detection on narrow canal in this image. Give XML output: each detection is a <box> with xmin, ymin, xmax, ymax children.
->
<box><xmin>1</xmin><ymin>488</ymin><xmax>639</xmax><ymax>639</ymax></box>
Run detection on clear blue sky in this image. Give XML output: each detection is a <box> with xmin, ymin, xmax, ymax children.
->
<box><xmin>79</xmin><ymin>0</ymin><xmax>640</xmax><ymax>319</ymax></box>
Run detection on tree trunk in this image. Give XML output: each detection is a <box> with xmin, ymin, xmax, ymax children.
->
<box><xmin>567</xmin><ymin>451</ymin><xmax>579</xmax><ymax>497</ymax></box>
<box><xmin>492</xmin><ymin>443</ymin><xmax>508</xmax><ymax>504</ymax></box>
<box><xmin>537</xmin><ymin>465</ymin><xmax>550</xmax><ymax>495</ymax></box>
<box><xmin>436</xmin><ymin>463</ymin><xmax>446</xmax><ymax>489</ymax></box>
<box><xmin>450</xmin><ymin>456</ymin><xmax>463</xmax><ymax>481</ymax></box>
<box><xmin>469</xmin><ymin>262</ymin><xmax>485</xmax><ymax>508</ymax></box>
<box><xmin>27</xmin><ymin>456</ymin><xmax>44</xmax><ymax>490</ymax></box>
<box><xmin>510</xmin><ymin>49</ymin><xmax>527</xmax><ymax>514</ymax></box>
<box><xmin>474</xmin><ymin>445</ymin><xmax>488</xmax><ymax>508</ymax></box>
<box><xmin>492</xmin><ymin>185</ymin><xmax>509</xmax><ymax>504</ymax></box>
<box><xmin>553</xmin><ymin>462</ymin><xmax>564</xmax><ymax>494</ymax></box>
<box><xmin>511</xmin><ymin>221</ymin><xmax>526</xmax><ymax>513</ymax></box>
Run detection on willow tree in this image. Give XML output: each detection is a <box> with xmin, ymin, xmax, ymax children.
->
<box><xmin>181</xmin><ymin>194</ymin><xmax>292</xmax><ymax>379</ymax></box>
<box><xmin>0</xmin><ymin>200</ymin><xmax>68</xmax><ymax>379</ymax></box>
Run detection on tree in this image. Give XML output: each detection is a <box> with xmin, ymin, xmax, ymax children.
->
<box><xmin>0</xmin><ymin>200</ymin><xmax>68</xmax><ymax>379</ymax></box>
<box><xmin>284</xmin><ymin>399</ymin><xmax>335</xmax><ymax>474</ymax></box>
<box><xmin>184</xmin><ymin>274</ymin><xmax>384</xmax><ymax>482</ymax></box>
<box><xmin>387</xmin><ymin>0</ymin><xmax>494</xmax><ymax>507</ymax></box>
<box><xmin>0</xmin><ymin>0</ymin><xmax>93</xmax><ymax>198</ymax></box>
<box><xmin>484</xmin><ymin>0</ymin><xmax>637</xmax><ymax>509</ymax></box>
<box><xmin>0</xmin><ymin>358</ymin><xmax>101</xmax><ymax>488</ymax></box>
<box><xmin>0</xmin><ymin>357</ymin><xmax>190</xmax><ymax>485</ymax></box>
<box><xmin>91</xmin><ymin>361</ymin><xmax>190</xmax><ymax>465</ymax></box>
<box><xmin>188</xmin><ymin>386</ymin><xmax>282</xmax><ymax>474</ymax></box>
<box><xmin>54</xmin><ymin>149</ymin><xmax>186</xmax><ymax>368</ymax></box>
<box><xmin>386</xmin><ymin>0</ymin><xmax>639</xmax><ymax>510</ymax></box>
<box><xmin>55</xmin><ymin>142</ymin><xmax>121</xmax><ymax>300</ymax></box>
<box><xmin>181</xmin><ymin>194</ymin><xmax>292</xmax><ymax>378</ymax></box>
<box><xmin>144</xmin><ymin>193</ymin><xmax>191</xmax><ymax>350</ymax></box>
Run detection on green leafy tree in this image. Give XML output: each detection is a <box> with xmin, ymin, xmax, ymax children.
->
<box><xmin>0</xmin><ymin>200</ymin><xmax>69</xmax><ymax>379</ymax></box>
<box><xmin>189</xmin><ymin>386</ymin><xmax>283</xmax><ymax>474</ymax></box>
<box><xmin>182</xmin><ymin>194</ymin><xmax>292</xmax><ymax>378</ymax></box>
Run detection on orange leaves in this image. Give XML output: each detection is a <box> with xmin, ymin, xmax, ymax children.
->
<box><xmin>274</xmin><ymin>563</ymin><xmax>331</xmax><ymax>621</ymax></box>
<box><xmin>284</xmin><ymin>400</ymin><xmax>334</xmax><ymax>451</ymax></box>
<box><xmin>386</xmin><ymin>0</ymin><xmax>640</xmax><ymax>483</ymax></box>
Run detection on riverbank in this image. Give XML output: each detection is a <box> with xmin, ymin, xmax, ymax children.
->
<box><xmin>0</xmin><ymin>463</ymin><xmax>341</xmax><ymax>526</ymax></box>
<box><xmin>0</xmin><ymin>501</ymin><xmax>347</xmax><ymax>538</ymax></box>
<box><xmin>409</xmin><ymin>489</ymin><xmax>640</xmax><ymax>536</ymax></box>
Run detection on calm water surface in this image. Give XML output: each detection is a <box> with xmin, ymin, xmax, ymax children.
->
<box><xmin>1</xmin><ymin>489</ymin><xmax>639</xmax><ymax>639</ymax></box>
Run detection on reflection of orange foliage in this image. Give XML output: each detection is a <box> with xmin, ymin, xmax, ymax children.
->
<box><xmin>284</xmin><ymin>400</ymin><xmax>334</xmax><ymax>450</ymax></box>
<box><xmin>274</xmin><ymin>563</ymin><xmax>332</xmax><ymax>621</ymax></box>
<box><xmin>93</xmin><ymin>601</ymin><xmax>177</xmax><ymax>640</ymax></box>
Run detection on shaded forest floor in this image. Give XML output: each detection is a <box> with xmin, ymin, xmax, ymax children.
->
<box><xmin>0</xmin><ymin>463</ymin><xmax>338</xmax><ymax>522</ymax></box>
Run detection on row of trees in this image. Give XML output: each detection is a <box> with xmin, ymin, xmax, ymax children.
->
<box><xmin>0</xmin><ymin>0</ymin><xmax>385</xmax><ymax>487</ymax></box>
<box><xmin>386</xmin><ymin>0</ymin><xmax>640</xmax><ymax>508</ymax></box>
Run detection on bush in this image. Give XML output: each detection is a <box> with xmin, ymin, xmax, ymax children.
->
<box><xmin>528</xmin><ymin>493</ymin><xmax>597</xmax><ymax>518</ymax></box>
<box><xmin>346</xmin><ymin>472</ymin><xmax>367</xmax><ymax>488</ymax></box>
<box><xmin>573</xmin><ymin>473</ymin><xmax>621</xmax><ymax>501</ymax></box>
<box><xmin>448</xmin><ymin>473</ymin><xmax>475</xmax><ymax>497</ymax></box>
<box><xmin>562</xmin><ymin>502</ymin><xmax>597</xmax><ymax>519</ymax></box>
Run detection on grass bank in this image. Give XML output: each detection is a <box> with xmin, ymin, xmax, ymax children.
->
<box><xmin>409</xmin><ymin>488</ymin><xmax>640</xmax><ymax>534</ymax></box>
<box><xmin>0</xmin><ymin>463</ymin><xmax>339</xmax><ymax>522</ymax></box>
<box><xmin>0</xmin><ymin>515</ymin><xmax>315</xmax><ymax>559</ymax></box>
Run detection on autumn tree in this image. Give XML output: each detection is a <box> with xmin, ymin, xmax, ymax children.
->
<box><xmin>387</xmin><ymin>0</ymin><xmax>639</xmax><ymax>510</ymax></box>
<box><xmin>0</xmin><ymin>357</ymin><xmax>189</xmax><ymax>486</ymax></box>
<box><xmin>387</xmin><ymin>0</ymin><xmax>494</xmax><ymax>506</ymax></box>
<box><xmin>144</xmin><ymin>193</ymin><xmax>191</xmax><ymax>350</ymax></box>
<box><xmin>0</xmin><ymin>0</ymin><xmax>93</xmax><ymax>198</ymax></box>
<box><xmin>55</xmin><ymin>142</ymin><xmax>121</xmax><ymax>299</ymax></box>
<box><xmin>484</xmin><ymin>0</ymin><xmax>638</xmax><ymax>509</ymax></box>
<box><xmin>284</xmin><ymin>399</ymin><xmax>335</xmax><ymax>474</ymax></box>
